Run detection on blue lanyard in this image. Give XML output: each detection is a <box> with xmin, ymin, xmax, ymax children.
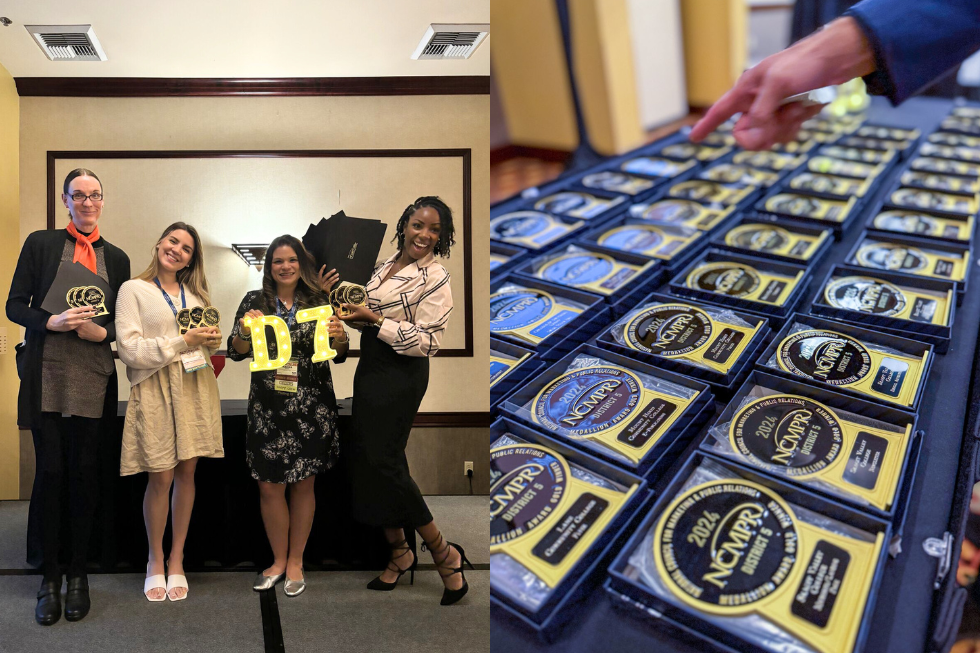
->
<box><xmin>276</xmin><ymin>297</ymin><xmax>297</xmax><ymax>327</ymax></box>
<box><xmin>153</xmin><ymin>277</ymin><xmax>186</xmax><ymax>316</ymax></box>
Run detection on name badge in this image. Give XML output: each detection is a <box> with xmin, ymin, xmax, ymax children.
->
<box><xmin>180</xmin><ymin>347</ymin><xmax>209</xmax><ymax>373</ymax></box>
<box><xmin>274</xmin><ymin>358</ymin><xmax>299</xmax><ymax>393</ymax></box>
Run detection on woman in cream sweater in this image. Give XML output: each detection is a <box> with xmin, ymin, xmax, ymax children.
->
<box><xmin>115</xmin><ymin>222</ymin><xmax>223</xmax><ymax>602</ymax></box>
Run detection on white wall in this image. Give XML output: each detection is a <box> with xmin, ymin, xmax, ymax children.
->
<box><xmin>627</xmin><ymin>0</ymin><xmax>688</xmax><ymax>130</ymax></box>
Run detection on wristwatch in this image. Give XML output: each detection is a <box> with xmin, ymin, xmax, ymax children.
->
<box><xmin>375</xmin><ymin>315</ymin><xmax>385</xmax><ymax>328</ymax></box>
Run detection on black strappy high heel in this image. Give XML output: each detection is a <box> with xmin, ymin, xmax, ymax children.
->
<box><xmin>424</xmin><ymin>533</ymin><xmax>475</xmax><ymax>606</ymax></box>
<box><xmin>367</xmin><ymin>531</ymin><xmax>418</xmax><ymax>591</ymax></box>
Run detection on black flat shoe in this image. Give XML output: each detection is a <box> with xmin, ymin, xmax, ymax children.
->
<box><xmin>35</xmin><ymin>578</ymin><xmax>62</xmax><ymax>626</ymax></box>
<box><xmin>65</xmin><ymin>576</ymin><xmax>90</xmax><ymax>622</ymax></box>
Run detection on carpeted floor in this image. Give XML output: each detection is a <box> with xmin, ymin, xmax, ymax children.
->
<box><xmin>0</xmin><ymin>496</ymin><xmax>488</xmax><ymax>653</ymax></box>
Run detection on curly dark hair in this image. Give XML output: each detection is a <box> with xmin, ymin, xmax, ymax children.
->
<box><xmin>260</xmin><ymin>235</ymin><xmax>328</xmax><ymax>313</ymax></box>
<box><xmin>392</xmin><ymin>196</ymin><xmax>456</xmax><ymax>258</ymax></box>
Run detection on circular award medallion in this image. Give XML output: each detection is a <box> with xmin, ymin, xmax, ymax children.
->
<box><xmin>490</xmin><ymin>212</ymin><xmax>555</xmax><ymax>240</ymax></box>
<box><xmin>490</xmin><ymin>445</ymin><xmax>570</xmax><ymax>546</ymax></box>
<box><xmin>824</xmin><ymin>276</ymin><xmax>907</xmax><ymax>316</ymax></box>
<box><xmin>71</xmin><ymin>286</ymin><xmax>88</xmax><ymax>308</ymax></box>
<box><xmin>791</xmin><ymin>172</ymin><xmax>842</xmax><ymax>195</ymax></box>
<box><xmin>654</xmin><ymin>479</ymin><xmax>799</xmax><ymax>614</ymax></box>
<box><xmin>534</xmin><ymin>192</ymin><xmax>593</xmax><ymax>216</ymax></box>
<box><xmin>905</xmin><ymin>172</ymin><xmax>957</xmax><ymax>191</ymax></box>
<box><xmin>638</xmin><ymin>199</ymin><xmax>702</xmax><ymax>224</ymax></box>
<box><xmin>730</xmin><ymin>395</ymin><xmax>845</xmax><ymax>476</ymax></box>
<box><xmin>671</xmin><ymin>181</ymin><xmax>723</xmax><ymax>203</ymax></box>
<box><xmin>345</xmin><ymin>286</ymin><xmax>367</xmax><ymax>305</ymax></box>
<box><xmin>176</xmin><ymin>308</ymin><xmax>192</xmax><ymax>330</ymax></box>
<box><xmin>596</xmin><ymin>225</ymin><xmax>664</xmax><ymax>254</ymax></box>
<box><xmin>891</xmin><ymin>188</ymin><xmax>955</xmax><ymax>212</ymax></box>
<box><xmin>872</xmin><ymin>211</ymin><xmax>939</xmax><ymax>235</ymax></box>
<box><xmin>735</xmin><ymin>151</ymin><xmax>782</xmax><ymax>169</ymax></box>
<box><xmin>624</xmin><ymin>304</ymin><xmax>712</xmax><ymax>356</ymax></box>
<box><xmin>809</xmin><ymin>156</ymin><xmax>871</xmax><ymax>178</ymax></box>
<box><xmin>538</xmin><ymin>253</ymin><xmax>616</xmax><ymax>287</ymax></box>
<box><xmin>82</xmin><ymin>287</ymin><xmax>104</xmax><ymax>307</ymax></box>
<box><xmin>766</xmin><ymin>194</ymin><xmax>821</xmax><ymax>217</ymax></box>
<box><xmin>581</xmin><ymin>171</ymin><xmax>647</xmax><ymax>192</ymax></box>
<box><xmin>661</xmin><ymin>144</ymin><xmax>698</xmax><ymax>160</ymax></box>
<box><xmin>855</xmin><ymin>243</ymin><xmax>928</xmax><ymax>272</ymax></box>
<box><xmin>725</xmin><ymin>224</ymin><xmax>792</xmax><ymax>253</ymax></box>
<box><xmin>202</xmin><ymin>307</ymin><xmax>220</xmax><ymax>327</ymax></box>
<box><xmin>490</xmin><ymin>289</ymin><xmax>555</xmax><ymax>333</ymax></box>
<box><xmin>189</xmin><ymin>306</ymin><xmax>205</xmax><ymax>326</ymax></box>
<box><xmin>687</xmin><ymin>262</ymin><xmax>761</xmax><ymax>297</ymax></box>
<box><xmin>532</xmin><ymin>366</ymin><xmax>643</xmax><ymax>437</ymax></box>
<box><xmin>701</xmin><ymin>164</ymin><xmax>748</xmax><ymax>184</ymax></box>
<box><xmin>776</xmin><ymin>330</ymin><xmax>872</xmax><ymax>386</ymax></box>
<box><xmin>621</xmin><ymin>157</ymin><xmax>685</xmax><ymax>177</ymax></box>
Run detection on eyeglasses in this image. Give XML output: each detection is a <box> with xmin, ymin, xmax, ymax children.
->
<box><xmin>70</xmin><ymin>192</ymin><xmax>103</xmax><ymax>202</ymax></box>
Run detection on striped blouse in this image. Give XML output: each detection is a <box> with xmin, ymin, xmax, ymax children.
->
<box><xmin>367</xmin><ymin>252</ymin><xmax>453</xmax><ymax>357</ymax></box>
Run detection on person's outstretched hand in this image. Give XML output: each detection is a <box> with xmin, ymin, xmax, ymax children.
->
<box><xmin>690</xmin><ymin>17</ymin><xmax>876</xmax><ymax>150</ymax></box>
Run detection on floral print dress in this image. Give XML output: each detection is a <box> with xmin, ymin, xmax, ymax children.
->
<box><xmin>228</xmin><ymin>291</ymin><xmax>345</xmax><ymax>483</ymax></box>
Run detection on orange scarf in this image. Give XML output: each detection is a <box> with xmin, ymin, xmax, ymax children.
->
<box><xmin>66</xmin><ymin>221</ymin><xmax>100</xmax><ymax>274</ymax></box>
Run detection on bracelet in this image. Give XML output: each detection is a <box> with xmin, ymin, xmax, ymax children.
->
<box><xmin>333</xmin><ymin>331</ymin><xmax>349</xmax><ymax>344</ymax></box>
<box><xmin>375</xmin><ymin>315</ymin><xmax>385</xmax><ymax>328</ymax></box>
<box><xmin>238</xmin><ymin>328</ymin><xmax>251</xmax><ymax>341</ymax></box>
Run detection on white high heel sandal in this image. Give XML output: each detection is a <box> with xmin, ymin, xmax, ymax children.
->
<box><xmin>165</xmin><ymin>561</ymin><xmax>188</xmax><ymax>601</ymax></box>
<box><xmin>144</xmin><ymin>562</ymin><xmax>167</xmax><ymax>602</ymax></box>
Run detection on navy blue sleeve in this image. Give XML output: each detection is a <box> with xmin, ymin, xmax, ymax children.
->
<box><xmin>844</xmin><ymin>0</ymin><xmax>980</xmax><ymax>105</ymax></box>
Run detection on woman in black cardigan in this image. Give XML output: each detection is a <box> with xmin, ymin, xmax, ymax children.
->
<box><xmin>6</xmin><ymin>168</ymin><xmax>130</xmax><ymax>626</ymax></box>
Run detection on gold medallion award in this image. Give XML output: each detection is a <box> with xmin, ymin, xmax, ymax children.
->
<box><xmin>686</xmin><ymin>261</ymin><xmax>803</xmax><ymax>306</ymax></box>
<box><xmin>595</xmin><ymin>222</ymin><xmax>703</xmax><ymax>262</ymax></box>
<box><xmin>661</xmin><ymin>143</ymin><xmax>732</xmax><ymax>162</ymax></box>
<box><xmin>732</xmin><ymin>150</ymin><xmax>804</xmax><ymax>171</ymax></box>
<box><xmin>910</xmin><ymin>157</ymin><xmax>980</xmax><ymax>178</ymax></box>
<box><xmin>806</xmin><ymin>156</ymin><xmax>882</xmax><ymax>179</ymax></box>
<box><xmin>823</xmin><ymin>275</ymin><xmax>951</xmax><ymax>326</ymax></box>
<box><xmin>920</xmin><ymin>142</ymin><xmax>980</xmax><ymax>163</ymax></box>
<box><xmin>534</xmin><ymin>191</ymin><xmax>626</xmax><ymax>220</ymax></box>
<box><xmin>653</xmin><ymin>477</ymin><xmax>883</xmax><ymax>653</ymax></box>
<box><xmin>580</xmin><ymin>171</ymin><xmax>657</xmax><ymax>196</ymax></box>
<box><xmin>529</xmin><ymin>358</ymin><xmax>698</xmax><ymax>464</ymax></box>
<box><xmin>699</xmin><ymin>164</ymin><xmax>779</xmax><ymax>187</ymax></box>
<box><xmin>490</xmin><ymin>444</ymin><xmax>637</xmax><ymax>595</ymax></box>
<box><xmin>667</xmin><ymin>180</ymin><xmax>754</xmax><ymax>206</ymax></box>
<box><xmin>633</xmin><ymin>199</ymin><xmax>735</xmax><ymax>231</ymax></box>
<box><xmin>66</xmin><ymin>285</ymin><xmax>108</xmax><ymax>317</ymax></box>
<box><xmin>727</xmin><ymin>393</ymin><xmax>912</xmax><ymax>509</ymax></box>
<box><xmin>620</xmin><ymin>156</ymin><xmax>697</xmax><ymax>179</ymax></box>
<box><xmin>819</xmin><ymin>145</ymin><xmax>894</xmax><ymax>164</ymax></box>
<box><xmin>622</xmin><ymin>302</ymin><xmax>758</xmax><ymax>374</ymax></box>
<box><xmin>775</xmin><ymin>328</ymin><xmax>927</xmax><ymax>407</ymax></box>
<box><xmin>929</xmin><ymin>132</ymin><xmax>980</xmax><ymax>149</ymax></box>
<box><xmin>900</xmin><ymin>171</ymin><xmax>980</xmax><ymax>195</ymax></box>
<box><xmin>764</xmin><ymin>193</ymin><xmax>858</xmax><ymax>223</ymax></box>
<box><xmin>725</xmin><ymin>223</ymin><xmax>829</xmax><ymax>261</ymax></box>
<box><xmin>788</xmin><ymin>172</ymin><xmax>871</xmax><ymax>198</ymax></box>
<box><xmin>841</xmin><ymin>136</ymin><xmax>911</xmax><ymax>151</ymax></box>
<box><xmin>490</xmin><ymin>285</ymin><xmax>585</xmax><ymax>346</ymax></box>
<box><xmin>855</xmin><ymin>125</ymin><xmax>919</xmax><ymax>141</ymax></box>
<box><xmin>871</xmin><ymin>210</ymin><xmax>973</xmax><ymax>242</ymax></box>
<box><xmin>853</xmin><ymin>240</ymin><xmax>968</xmax><ymax>283</ymax></box>
<box><xmin>534</xmin><ymin>249</ymin><xmax>650</xmax><ymax>296</ymax></box>
<box><xmin>491</xmin><ymin>211</ymin><xmax>583</xmax><ymax>250</ymax></box>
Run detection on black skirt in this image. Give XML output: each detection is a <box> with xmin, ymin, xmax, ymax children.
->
<box><xmin>348</xmin><ymin>328</ymin><xmax>432</xmax><ymax>528</ymax></box>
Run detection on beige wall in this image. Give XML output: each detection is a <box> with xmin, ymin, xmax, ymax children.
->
<box><xmin>18</xmin><ymin>95</ymin><xmax>489</xmax><ymax>414</ymax></box>
<box><xmin>0</xmin><ymin>63</ymin><xmax>19</xmax><ymax>500</ymax></box>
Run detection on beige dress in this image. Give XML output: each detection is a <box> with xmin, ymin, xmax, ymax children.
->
<box><xmin>115</xmin><ymin>279</ymin><xmax>223</xmax><ymax>475</ymax></box>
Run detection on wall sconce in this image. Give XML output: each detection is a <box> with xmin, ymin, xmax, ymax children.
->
<box><xmin>232</xmin><ymin>244</ymin><xmax>268</xmax><ymax>270</ymax></box>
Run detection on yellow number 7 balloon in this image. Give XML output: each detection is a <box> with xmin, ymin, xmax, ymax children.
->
<box><xmin>245</xmin><ymin>305</ymin><xmax>338</xmax><ymax>372</ymax></box>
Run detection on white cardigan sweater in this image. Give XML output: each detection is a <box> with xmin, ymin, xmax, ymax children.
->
<box><xmin>115</xmin><ymin>278</ymin><xmax>216</xmax><ymax>386</ymax></box>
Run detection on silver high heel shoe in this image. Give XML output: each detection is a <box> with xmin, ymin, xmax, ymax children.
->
<box><xmin>284</xmin><ymin>570</ymin><xmax>306</xmax><ymax>597</ymax></box>
<box><xmin>253</xmin><ymin>571</ymin><xmax>285</xmax><ymax>592</ymax></box>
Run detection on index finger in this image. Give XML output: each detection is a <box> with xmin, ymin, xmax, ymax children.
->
<box><xmin>690</xmin><ymin>84</ymin><xmax>754</xmax><ymax>142</ymax></box>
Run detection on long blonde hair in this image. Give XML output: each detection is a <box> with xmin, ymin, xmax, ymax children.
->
<box><xmin>136</xmin><ymin>222</ymin><xmax>211</xmax><ymax>305</ymax></box>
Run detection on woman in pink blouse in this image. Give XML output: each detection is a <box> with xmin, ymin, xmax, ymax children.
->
<box><xmin>339</xmin><ymin>196</ymin><xmax>472</xmax><ymax>606</ymax></box>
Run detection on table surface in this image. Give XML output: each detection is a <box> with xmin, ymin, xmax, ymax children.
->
<box><xmin>491</xmin><ymin>96</ymin><xmax>980</xmax><ymax>653</ymax></box>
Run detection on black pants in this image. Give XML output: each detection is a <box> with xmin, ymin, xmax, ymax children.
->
<box><xmin>30</xmin><ymin>413</ymin><xmax>100</xmax><ymax>581</ymax></box>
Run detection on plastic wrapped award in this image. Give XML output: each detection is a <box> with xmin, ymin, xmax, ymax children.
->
<box><xmin>490</xmin><ymin>432</ymin><xmax>639</xmax><ymax>614</ymax></box>
<box><xmin>870</xmin><ymin>209</ymin><xmax>974</xmax><ymax>242</ymax></box>
<box><xmin>805</xmin><ymin>156</ymin><xmax>882</xmax><ymax>179</ymax></box>
<box><xmin>787</xmin><ymin>172</ymin><xmax>871</xmax><ymax>198</ymax></box>
<box><xmin>589</xmin><ymin>218</ymin><xmax>704</xmax><ymax>263</ymax></box>
<box><xmin>849</xmin><ymin>238</ymin><xmax>968</xmax><ymax>283</ymax></box>
<box><xmin>821</xmin><ymin>274</ymin><xmax>952</xmax><ymax>326</ymax></box>
<box><xmin>490</xmin><ymin>211</ymin><xmax>585</xmax><ymax>250</ymax></box>
<box><xmin>523</xmin><ymin>245</ymin><xmax>652</xmax><ymax>296</ymax></box>
<box><xmin>819</xmin><ymin>145</ymin><xmax>894</xmax><ymax>165</ymax></box>
<box><xmin>514</xmin><ymin>353</ymin><xmax>701</xmax><ymax>466</ymax></box>
<box><xmin>579</xmin><ymin>171</ymin><xmax>658</xmax><ymax>196</ymax></box>
<box><xmin>760</xmin><ymin>193</ymin><xmax>858</xmax><ymax>224</ymax></box>
<box><xmin>698</xmin><ymin>164</ymin><xmax>780</xmax><ymax>187</ymax></box>
<box><xmin>618</xmin><ymin>458</ymin><xmax>885</xmax><ymax>653</ymax></box>
<box><xmin>666</xmin><ymin>180</ymin><xmax>755</xmax><ymax>206</ymax></box>
<box><xmin>702</xmin><ymin>382</ymin><xmax>914</xmax><ymax>511</ymax></box>
<box><xmin>629</xmin><ymin>199</ymin><xmax>735</xmax><ymax>231</ymax></box>
<box><xmin>900</xmin><ymin>171</ymin><xmax>980</xmax><ymax>195</ymax></box>
<box><xmin>490</xmin><ymin>283</ymin><xmax>587</xmax><ymax>346</ymax></box>
<box><xmin>684</xmin><ymin>260</ymin><xmax>804</xmax><ymax>306</ymax></box>
<box><xmin>658</xmin><ymin>142</ymin><xmax>731</xmax><ymax>162</ymax></box>
<box><xmin>491</xmin><ymin>349</ymin><xmax>531</xmax><ymax>389</ymax></box>
<box><xmin>620</xmin><ymin>156</ymin><xmax>696</xmax><ymax>179</ymax></box>
<box><xmin>920</xmin><ymin>142</ymin><xmax>980</xmax><ymax>163</ymax></box>
<box><xmin>764</xmin><ymin>322</ymin><xmax>929</xmax><ymax>408</ymax></box>
<box><xmin>909</xmin><ymin>156</ymin><xmax>980</xmax><ymax>177</ymax></box>
<box><xmin>722</xmin><ymin>222</ymin><xmax>830</xmax><ymax>262</ymax></box>
<box><xmin>929</xmin><ymin>132</ymin><xmax>980</xmax><ymax>148</ymax></box>
<box><xmin>609</xmin><ymin>300</ymin><xmax>760</xmax><ymax>375</ymax></box>
<box><xmin>886</xmin><ymin>187</ymin><xmax>979</xmax><ymax>216</ymax></box>
<box><xmin>732</xmin><ymin>150</ymin><xmax>805</xmax><ymax>171</ymax></box>
<box><xmin>533</xmin><ymin>191</ymin><xmax>625</xmax><ymax>220</ymax></box>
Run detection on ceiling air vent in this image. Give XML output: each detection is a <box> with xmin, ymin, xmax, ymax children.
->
<box><xmin>26</xmin><ymin>25</ymin><xmax>107</xmax><ymax>61</ymax></box>
<box><xmin>411</xmin><ymin>23</ymin><xmax>489</xmax><ymax>60</ymax></box>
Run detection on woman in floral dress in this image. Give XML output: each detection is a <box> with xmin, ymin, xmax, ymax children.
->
<box><xmin>227</xmin><ymin>235</ymin><xmax>347</xmax><ymax>597</ymax></box>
